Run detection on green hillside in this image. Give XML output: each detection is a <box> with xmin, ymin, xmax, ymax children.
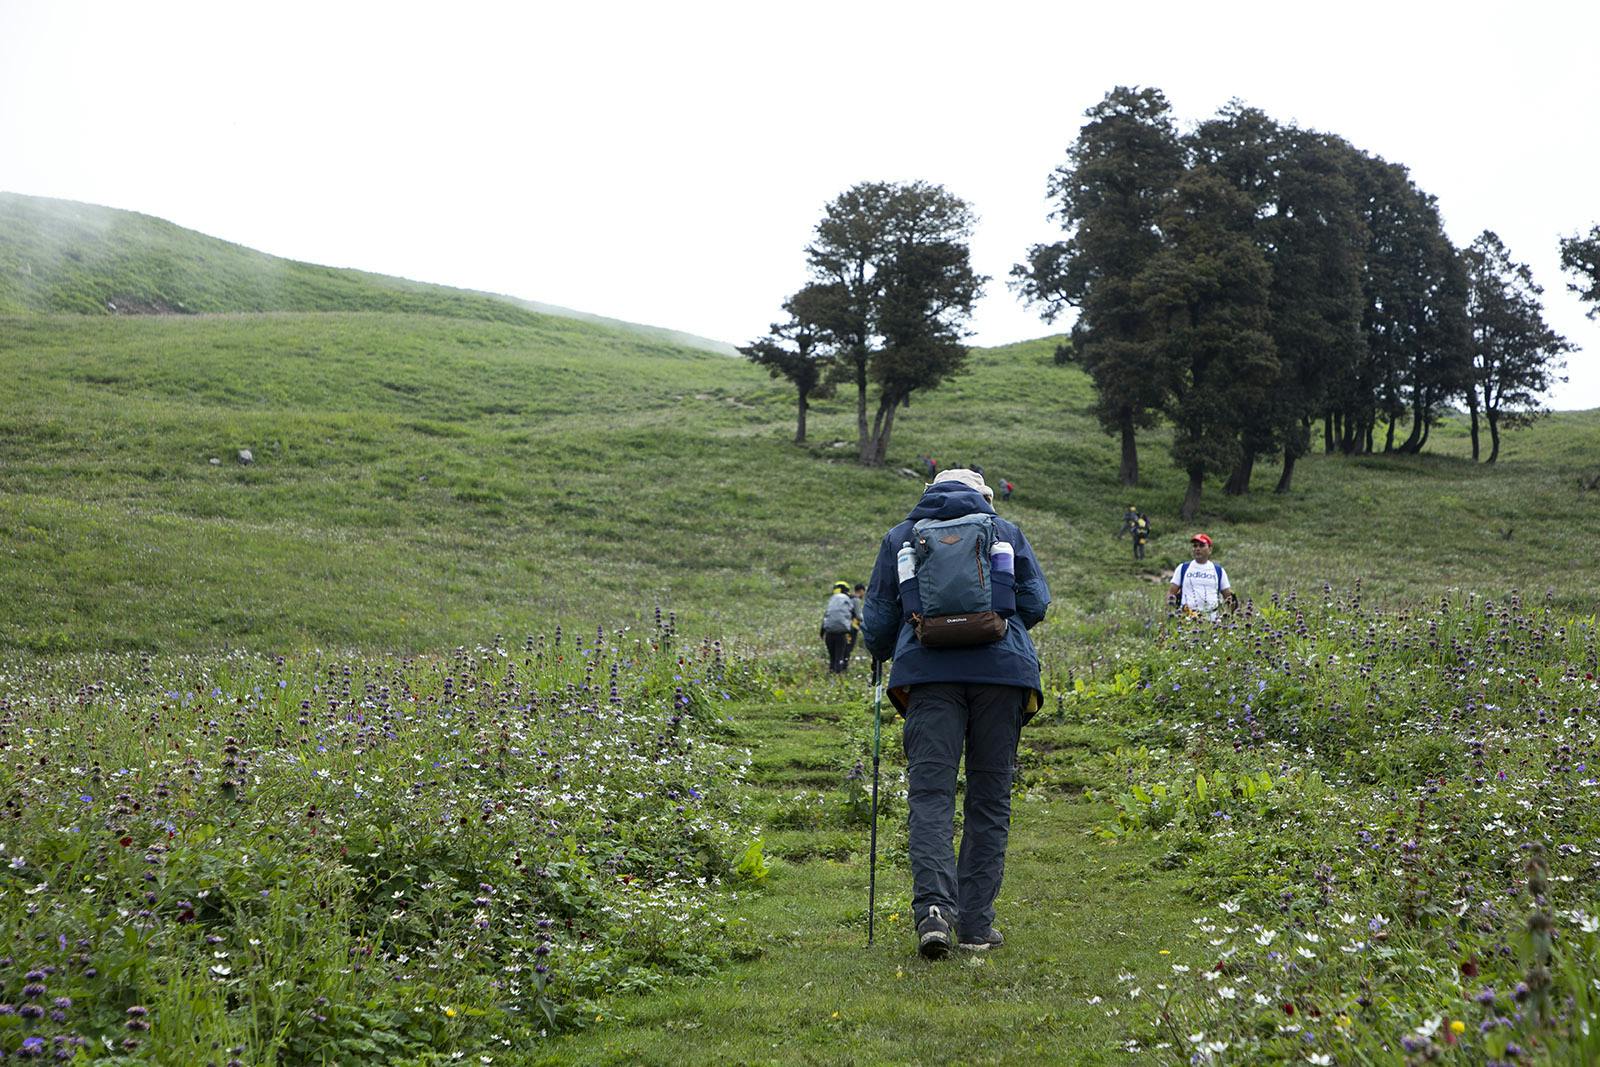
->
<box><xmin>0</xmin><ymin>192</ymin><xmax>734</xmax><ymax>353</ymax></box>
<box><xmin>2</xmin><ymin>307</ymin><xmax>1599</xmax><ymax>653</ymax></box>
<box><xmin>3</xmin><ymin>191</ymin><xmax>1599</xmax><ymax>654</ymax></box>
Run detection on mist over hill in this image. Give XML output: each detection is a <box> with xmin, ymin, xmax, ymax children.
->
<box><xmin>0</xmin><ymin>191</ymin><xmax>736</xmax><ymax>353</ymax></box>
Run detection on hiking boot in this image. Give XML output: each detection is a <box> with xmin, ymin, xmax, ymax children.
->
<box><xmin>917</xmin><ymin>905</ymin><xmax>953</xmax><ymax>960</ymax></box>
<box><xmin>958</xmin><ymin>927</ymin><xmax>1005</xmax><ymax>951</ymax></box>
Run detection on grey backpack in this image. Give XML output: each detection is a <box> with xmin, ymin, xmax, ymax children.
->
<box><xmin>822</xmin><ymin>593</ymin><xmax>855</xmax><ymax>634</ymax></box>
<box><xmin>906</xmin><ymin>513</ymin><xmax>1010</xmax><ymax>646</ymax></box>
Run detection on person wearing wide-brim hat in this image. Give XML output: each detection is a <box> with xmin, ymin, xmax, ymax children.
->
<box><xmin>820</xmin><ymin>580</ymin><xmax>860</xmax><ymax>674</ymax></box>
<box><xmin>1166</xmin><ymin>533</ymin><xmax>1238</xmax><ymax>619</ymax></box>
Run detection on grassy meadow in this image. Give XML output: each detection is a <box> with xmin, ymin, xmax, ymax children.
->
<box><xmin>5</xmin><ymin>304</ymin><xmax>1600</xmax><ymax>655</ymax></box>
<box><xmin>5</xmin><ymin>193</ymin><xmax>1600</xmax><ymax>1063</ymax></box>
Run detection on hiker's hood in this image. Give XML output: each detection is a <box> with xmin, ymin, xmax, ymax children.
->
<box><xmin>907</xmin><ymin>483</ymin><xmax>997</xmax><ymax>522</ymax></box>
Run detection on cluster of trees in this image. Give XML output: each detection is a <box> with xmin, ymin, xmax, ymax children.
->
<box><xmin>1015</xmin><ymin>87</ymin><xmax>1574</xmax><ymax>518</ymax></box>
<box><xmin>746</xmin><ymin>88</ymin><xmax>1587</xmax><ymax>516</ymax></box>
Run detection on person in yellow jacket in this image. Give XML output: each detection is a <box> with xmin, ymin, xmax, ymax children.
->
<box><xmin>820</xmin><ymin>581</ymin><xmax>862</xmax><ymax>673</ymax></box>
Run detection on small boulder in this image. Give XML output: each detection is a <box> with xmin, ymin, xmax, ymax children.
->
<box><xmin>208</xmin><ymin>457</ymin><xmax>221</xmax><ymax>466</ymax></box>
<box><xmin>237</xmin><ymin>449</ymin><xmax>254</xmax><ymax>465</ymax></box>
<box><xmin>897</xmin><ymin>467</ymin><xmax>918</xmax><ymax>478</ymax></box>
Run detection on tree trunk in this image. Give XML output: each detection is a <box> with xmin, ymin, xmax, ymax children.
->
<box><xmin>1468</xmin><ymin>391</ymin><xmax>1480</xmax><ymax>462</ymax></box>
<box><xmin>1397</xmin><ymin>396</ymin><xmax>1425</xmax><ymax>454</ymax></box>
<box><xmin>1118</xmin><ymin>406</ymin><xmax>1139</xmax><ymax>486</ymax></box>
<box><xmin>865</xmin><ymin>393</ymin><xmax>899</xmax><ymax>467</ymax></box>
<box><xmin>1179</xmin><ymin>466</ymin><xmax>1204</xmax><ymax>522</ymax></box>
<box><xmin>1275</xmin><ymin>446</ymin><xmax>1297</xmax><ymax>494</ymax></box>
<box><xmin>1324</xmin><ymin>413</ymin><xmax>1335</xmax><ymax>454</ymax></box>
<box><xmin>795</xmin><ymin>389</ymin><xmax>809</xmax><ymax>445</ymax></box>
<box><xmin>1224</xmin><ymin>450</ymin><xmax>1255</xmax><ymax>496</ymax></box>
<box><xmin>1486</xmin><ymin>409</ymin><xmax>1500</xmax><ymax>464</ymax></box>
<box><xmin>872</xmin><ymin>402</ymin><xmax>899</xmax><ymax>466</ymax></box>
<box><xmin>1339</xmin><ymin>413</ymin><xmax>1358</xmax><ymax>454</ymax></box>
<box><xmin>1364</xmin><ymin>417</ymin><xmax>1375</xmax><ymax>455</ymax></box>
<box><xmin>1383</xmin><ymin>415</ymin><xmax>1396</xmax><ymax>453</ymax></box>
<box><xmin>854</xmin><ymin>345</ymin><xmax>871</xmax><ymax>463</ymax></box>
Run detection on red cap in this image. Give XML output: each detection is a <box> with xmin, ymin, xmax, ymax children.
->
<box><xmin>1190</xmin><ymin>533</ymin><xmax>1212</xmax><ymax>546</ymax></box>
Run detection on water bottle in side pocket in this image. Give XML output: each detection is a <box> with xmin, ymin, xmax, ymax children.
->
<box><xmin>990</xmin><ymin>540</ymin><xmax>1016</xmax><ymax>616</ymax></box>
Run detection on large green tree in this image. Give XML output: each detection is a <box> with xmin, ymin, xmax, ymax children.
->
<box><xmin>1187</xmin><ymin>107</ymin><xmax>1366</xmax><ymax>495</ymax></box>
<box><xmin>1560</xmin><ymin>225</ymin><xmax>1600</xmax><ymax>316</ymax></box>
<box><xmin>1340</xmin><ymin>154</ymin><xmax>1471</xmax><ymax>455</ymax></box>
<box><xmin>1136</xmin><ymin>168</ymin><xmax>1279</xmax><ymax>520</ymax></box>
<box><xmin>1463</xmin><ymin>231</ymin><xmax>1572</xmax><ymax>463</ymax></box>
<box><xmin>1261</xmin><ymin>131</ymin><xmax>1366</xmax><ymax>488</ymax></box>
<box><xmin>1013</xmin><ymin>86</ymin><xmax>1186</xmax><ymax>486</ymax></box>
<box><xmin>802</xmin><ymin>181</ymin><xmax>985</xmax><ymax>466</ymax></box>
<box><xmin>1187</xmin><ymin>103</ymin><xmax>1283</xmax><ymax>496</ymax></box>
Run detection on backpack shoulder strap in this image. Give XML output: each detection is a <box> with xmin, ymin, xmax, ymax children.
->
<box><xmin>1175</xmin><ymin>561</ymin><xmax>1189</xmax><ymax>586</ymax></box>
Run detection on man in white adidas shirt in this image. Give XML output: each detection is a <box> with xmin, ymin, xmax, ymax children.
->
<box><xmin>1167</xmin><ymin>533</ymin><xmax>1238</xmax><ymax>620</ymax></box>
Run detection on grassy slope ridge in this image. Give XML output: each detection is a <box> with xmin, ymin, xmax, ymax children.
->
<box><xmin>3</xmin><ymin>192</ymin><xmax>1600</xmax><ymax>653</ymax></box>
<box><xmin>0</xmin><ymin>191</ymin><xmax>734</xmax><ymax>353</ymax></box>
<box><xmin>3</xmin><ymin>309</ymin><xmax>1599</xmax><ymax>653</ymax></box>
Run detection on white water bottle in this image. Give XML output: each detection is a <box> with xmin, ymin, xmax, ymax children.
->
<box><xmin>990</xmin><ymin>540</ymin><xmax>1016</xmax><ymax>616</ymax></box>
<box><xmin>897</xmin><ymin>540</ymin><xmax>923</xmax><ymax>616</ymax></box>
<box><xmin>896</xmin><ymin>541</ymin><xmax>916</xmax><ymax>583</ymax></box>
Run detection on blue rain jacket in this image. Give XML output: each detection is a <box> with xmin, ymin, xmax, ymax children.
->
<box><xmin>862</xmin><ymin>483</ymin><xmax>1051</xmax><ymax>718</ymax></box>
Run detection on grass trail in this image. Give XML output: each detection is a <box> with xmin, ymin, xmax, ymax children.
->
<box><xmin>540</xmin><ymin>678</ymin><xmax>1202</xmax><ymax>1066</ymax></box>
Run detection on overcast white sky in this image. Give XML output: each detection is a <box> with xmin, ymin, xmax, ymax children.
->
<box><xmin>4</xmin><ymin>1</ymin><xmax>1598</xmax><ymax>405</ymax></box>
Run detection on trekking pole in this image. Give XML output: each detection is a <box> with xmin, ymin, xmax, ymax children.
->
<box><xmin>868</xmin><ymin>656</ymin><xmax>884</xmax><ymax>946</ymax></box>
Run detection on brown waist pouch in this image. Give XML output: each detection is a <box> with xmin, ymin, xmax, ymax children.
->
<box><xmin>912</xmin><ymin>611</ymin><xmax>1008</xmax><ymax>647</ymax></box>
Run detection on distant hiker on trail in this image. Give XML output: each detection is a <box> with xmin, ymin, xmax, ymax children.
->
<box><xmin>862</xmin><ymin>468</ymin><xmax>1052</xmax><ymax>959</ymax></box>
<box><xmin>844</xmin><ymin>583</ymin><xmax>866</xmax><ymax>660</ymax></box>
<box><xmin>999</xmin><ymin>479</ymin><xmax>1014</xmax><ymax>501</ymax></box>
<box><xmin>821</xmin><ymin>581</ymin><xmax>861</xmax><ymax>674</ymax></box>
<box><xmin>1131</xmin><ymin>511</ymin><xmax>1151</xmax><ymax>561</ymax></box>
<box><xmin>1167</xmin><ymin>533</ymin><xmax>1238</xmax><ymax>620</ymax></box>
<box><xmin>1117</xmin><ymin>504</ymin><xmax>1150</xmax><ymax>560</ymax></box>
<box><xmin>1118</xmin><ymin>503</ymin><xmax>1139</xmax><ymax>539</ymax></box>
<box><xmin>919</xmin><ymin>454</ymin><xmax>937</xmax><ymax>478</ymax></box>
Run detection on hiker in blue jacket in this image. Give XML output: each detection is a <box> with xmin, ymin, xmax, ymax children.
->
<box><xmin>862</xmin><ymin>468</ymin><xmax>1052</xmax><ymax>959</ymax></box>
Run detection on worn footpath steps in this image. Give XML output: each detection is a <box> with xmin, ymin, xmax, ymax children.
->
<box><xmin>540</xmin><ymin>685</ymin><xmax>1206</xmax><ymax>1066</ymax></box>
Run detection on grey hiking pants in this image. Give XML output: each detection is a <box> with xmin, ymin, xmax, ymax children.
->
<box><xmin>902</xmin><ymin>682</ymin><xmax>1026</xmax><ymax>935</ymax></box>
